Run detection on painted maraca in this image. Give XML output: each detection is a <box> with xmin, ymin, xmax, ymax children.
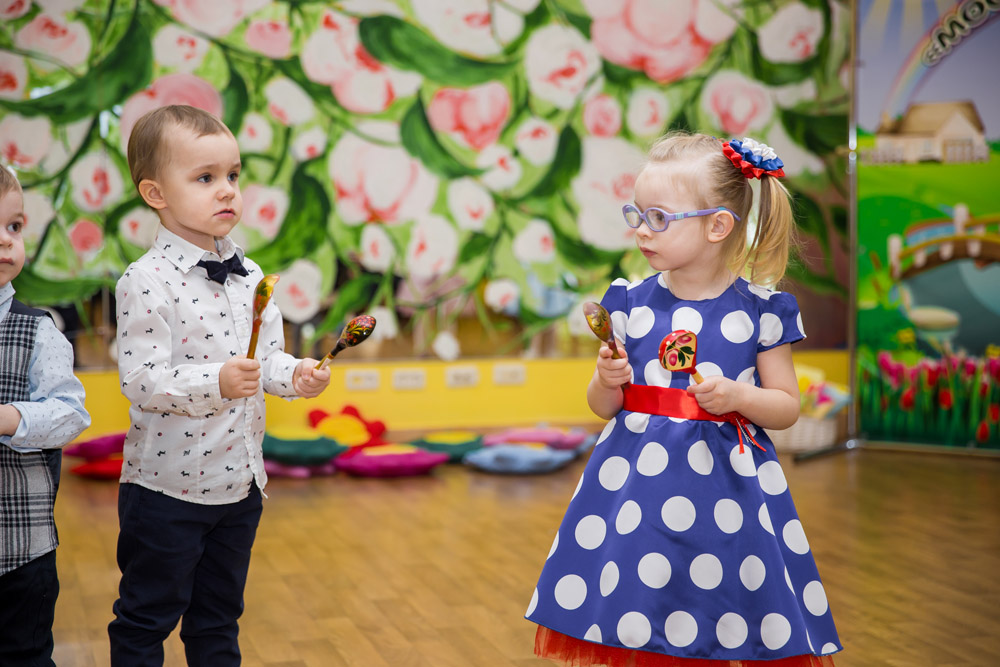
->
<box><xmin>659</xmin><ymin>330</ymin><xmax>704</xmax><ymax>383</ymax></box>
<box><xmin>314</xmin><ymin>315</ymin><xmax>377</xmax><ymax>370</ymax></box>
<box><xmin>247</xmin><ymin>274</ymin><xmax>280</xmax><ymax>360</ymax></box>
<box><xmin>582</xmin><ymin>302</ymin><xmax>622</xmax><ymax>359</ymax></box>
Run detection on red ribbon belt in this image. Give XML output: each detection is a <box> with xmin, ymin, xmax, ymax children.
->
<box><xmin>622</xmin><ymin>385</ymin><xmax>765</xmax><ymax>454</ymax></box>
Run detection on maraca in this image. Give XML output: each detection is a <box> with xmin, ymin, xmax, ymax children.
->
<box><xmin>247</xmin><ymin>274</ymin><xmax>280</xmax><ymax>360</ymax></box>
<box><xmin>582</xmin><ymin>302</ymin><xmax>622</xmax><ymax>359</ymax></box>
<box><xmin>659</xmin><ymin>330</ymin><xmax>704</xmax><ymax>383</ymax></box>
<box><xmin>314</xmin><ymin>315</ymin><xmax>377</xmax><ymax>370</ymax></box>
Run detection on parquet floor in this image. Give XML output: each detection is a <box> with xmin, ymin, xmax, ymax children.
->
<box><xmin>50</xmin><ymin>447</ymin><xmax>1000</xmax><ymax>666</ymax></box>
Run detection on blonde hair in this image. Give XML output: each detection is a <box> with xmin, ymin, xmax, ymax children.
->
<box><xmin>645</xmin><ymin>131</ymin><xmax>797</xmax><ymax>287</ymax></box>
<box><xmin>0</xmin><ymin>164</ymin><xmax>22</xmax><ymax>200</ymax></box>
<box><xmin>126</xmin><ymin>105</ymin><xmax>232</xmax><ymax>192</ymax></box>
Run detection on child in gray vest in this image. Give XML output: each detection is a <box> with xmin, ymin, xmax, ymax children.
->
<box><xmin>0</xmin><ymin>165</ymin><xmax>91</xmax><ymax>665</ymax></box>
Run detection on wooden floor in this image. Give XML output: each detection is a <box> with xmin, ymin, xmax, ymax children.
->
<box><xmin>50</xmin><ymin>447</ymin><xmax>1000</xmax><ymax>666</ymax></box>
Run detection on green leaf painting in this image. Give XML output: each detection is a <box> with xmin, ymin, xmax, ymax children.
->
<box><xmin>0</xmin><ymin>0</ymin><xmax>848</xmax><ymax>354</ymax></box>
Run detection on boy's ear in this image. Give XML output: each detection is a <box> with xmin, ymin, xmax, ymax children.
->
<box><xmin>138</xmin><ymin>179</ymin><xmax>166</xmax><ymax>210</ymax></box>
<box><xmin>707</xmin><ymin>210</ymin><xmax>736</xmax><ymax>244</ymax></box>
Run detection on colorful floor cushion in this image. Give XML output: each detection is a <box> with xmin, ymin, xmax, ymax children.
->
<box><xmin>334</xmin><ymin>444</ymin><xmax>448</xmax><ymax>477</ymax></box>
<box><xmin>64</xmin><ymin>432</ymin><xmax>126</xmax><ymax>461</ymax></box>
<box><xmin>482</xmin><ymin>427</ymin><xmax>590</xmax><ymax>450</ymax></box>
<box><xmin>70</xmin><ymin>454</ymin><xmax>124</xmax><ymax>480</ymax></box>
<box><xmin>312</xmin><ymin>414</ymin><xmax>378</xmax><ymax>447</ymax></box>
<box><xmin>463</xmin><ymin>443</ymin><xmax>576</xmax><ymax>474</ymax></box>
<box><xmin>262</xmin><ymin>427</ymin><xmax>348</xmax><ymax>466</ymax></box>
<box><xmin>410</xmin><ymin>430</ymin><xmax>484</xmax><ymax>462</ymax></box>
<box><xmin>264</xmin><ymin>459</ymin><xmax>338</xmax><ymax>479</ymax></box>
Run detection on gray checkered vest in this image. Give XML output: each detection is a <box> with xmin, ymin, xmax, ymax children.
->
<box><xmin>0</xmin><ymin>300</ymin><xmax>60</xmax><ymax>575</ymax></box>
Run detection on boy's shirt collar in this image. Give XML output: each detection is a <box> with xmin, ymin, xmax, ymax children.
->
<box><xmin>0</xmin><ymin>282</ymin><xmax>13</xmax><ymax>306</ymax></box>
<box><xmin>152</xmin><ymin>226</ymin><xmax>245</xmax><ymax>275</ymax></box>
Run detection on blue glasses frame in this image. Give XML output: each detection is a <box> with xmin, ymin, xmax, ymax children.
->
<box><xmin>622</xmin><ymin>204</ymin><xmax>741</xmax><ymax>232</ymax></box>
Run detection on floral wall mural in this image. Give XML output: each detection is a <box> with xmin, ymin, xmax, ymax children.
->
<box><xmin>0</xmin><ymin>0</ymin><xmax>849</xmax><ymax>362</ymax></box>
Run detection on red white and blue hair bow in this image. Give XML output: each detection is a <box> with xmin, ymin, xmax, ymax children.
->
<box><xmin>723</xmin><ymin>138</ymin><xmax>785</xmax><ymax>179</ymax></box>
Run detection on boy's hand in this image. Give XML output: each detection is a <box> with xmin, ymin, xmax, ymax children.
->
<box><xmin>0</xmin><ymin>404</ymin><xmax>22</xmax><ymax>437</ymax></box>
<box><xmin>293</xmin><ymin>359</ymin><xmax>331</xmax><ymax>398</ymax></box>
<box><xmin>687</xmin><ymin>376</ymin><xmax>747</xmax><ymax>415</ymax></box>
<box><xmin>596</xmin><ymin>344</ymin><xmax>632</xmax><ymax>389</ymax></box>
<box><xmin>220</xmin><ymin>356</ymin><xmax>261</xmax><ymax>399</ymax></box>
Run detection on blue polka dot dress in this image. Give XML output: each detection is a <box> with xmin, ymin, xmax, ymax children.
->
<box><xmin>527</xmin><ymin>275</ymin><xmax>842</xmax><ymax>663</ymax></box>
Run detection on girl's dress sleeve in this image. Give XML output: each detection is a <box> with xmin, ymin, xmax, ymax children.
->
<box><xmin>757</xmin><ymin>290</ymin><xmax>806</xmax><ymax>353</ymax></box>
<box><xmin>598</xmin><ymin>278</ymin><xmax>630</xmax><ymax>348</ymax></box>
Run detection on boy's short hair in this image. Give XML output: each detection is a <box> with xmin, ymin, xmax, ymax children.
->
<box><xmin>0</xmin><ymin>164</ymin><xmax>22</xmax><ymax>199</ymax></box>
<box><xmin>126</xmin><ymin>105</ymin><xmax>232</xmax><ymax>191</ymax></box>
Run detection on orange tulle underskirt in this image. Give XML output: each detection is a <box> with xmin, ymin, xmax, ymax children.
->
<box><xmin>535</xmin><ymin>626</ymin><xmax>836</xmax><ymax>667</ymax></box>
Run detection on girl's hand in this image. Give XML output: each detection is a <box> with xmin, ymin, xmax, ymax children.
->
<box><xmin>293</xmin><ymin>359</ymin><xmax>331</xmax><ymax>398</ymax></box>
<box><xmin>596</xmin><ymin>344</ymin><xmax>632</xmax><ymax>389</ymax></box>
<box><xmin>686</xmin><ymin>376</ymin><xmax>747</xmax><ymax>415</ymax></box>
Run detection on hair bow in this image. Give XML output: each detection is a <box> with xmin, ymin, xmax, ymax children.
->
<box><xmin>723</xmin><ymin>138</ymin><xmax>785</xmax><ymax>179</ymax></box>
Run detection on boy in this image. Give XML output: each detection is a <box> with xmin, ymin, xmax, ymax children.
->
<box><xmin>108</xmin><ymin>105</ymin><xmax>330</xmax><ymax>665</ymax></box>
<box><xmin>0</xmin><ymin>165</ymin><xmax>91</xmax><ymax>666</ymax></box>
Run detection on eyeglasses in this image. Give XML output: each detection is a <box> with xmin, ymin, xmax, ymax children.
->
<box><xmin>622</xmin><ymin>204</ymin><xmax>741</xmax><ymax>232</ymax></box>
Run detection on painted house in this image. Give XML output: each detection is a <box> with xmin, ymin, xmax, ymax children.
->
<box><xmin>872</xmin><ymin>101</ymin><xmax>989</xmax><ymax>163</ymax></box>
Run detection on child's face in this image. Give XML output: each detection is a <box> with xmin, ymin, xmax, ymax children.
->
<box><xmin>631</xmin><ymin>162</ymin><xmax>713</xmax><ymax>274</ymax></box>
<box><xmin>0</xmin><ymin>189</ymin><xmax>26</xmax><ymax>287</ymax></box>
<box><xmin>143</xmin><ymin>125</ymin><xmax>243</xmax><ymax>253</ymax></box>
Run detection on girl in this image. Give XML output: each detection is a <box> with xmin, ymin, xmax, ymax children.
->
<box><xmin>526</xmin><ymin>132</ymin><xmax>841</xmax><ymax>666</ymax></box>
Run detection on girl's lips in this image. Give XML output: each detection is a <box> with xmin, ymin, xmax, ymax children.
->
<box><xmin>0</xmin><ymin>258</ymin><xmax>13</xmax><ymax>264</ymax></box>
<box><xmin>639</xmin><ymin>248</ymin><xmax>656</xmax><ymax>257</ymax></box>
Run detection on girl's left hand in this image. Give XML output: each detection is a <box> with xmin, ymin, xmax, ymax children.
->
<box><xmin>293</xmin><ymin>359</ymin><xmax>332</xmax><ymax>398</ymax></box>
<box><xmin>686</xmin><ymin>376</ymin><xmax>747</xmax><ymax>415</ymax></box>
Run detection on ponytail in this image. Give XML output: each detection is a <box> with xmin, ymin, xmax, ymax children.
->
<box><xmin>745</xmin><ymin>174</ymin><xmax>796</xmax><ymax>287</ymax></box>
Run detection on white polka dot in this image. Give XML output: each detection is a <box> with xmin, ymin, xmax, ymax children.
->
<box><xmin>627</xmin><ymin>278</ymin><xmax>644</xmax><ymax>290</ymax></box>
<box><xmin>661</xmin><ymin>496</ymin><xmax>696</xmax><ymax>532</ymax></box>
<box><xmin>611</xmin><ymin>277</ymin><xmax>629</xmax><ymax>287</ymax></box>
<box><xmin>739</xmin><ymin>555</ymin><xmax>766</xmax><ymax>591</ymax></box>
<box><xmin>807</xmin><ymin>630</ymin><xmax>814</xmax><ymax>653</ymax></box>
<box><xmin>714</xmin><ymin>499</ymin><xmax>743</xmax><ymax>534</ymax></box>
<box><xmin>664</xmin><ymin>611</ymin><xmax>698</xmax><ymax>647</ymax></box>
<box><xmin>757</xmin><ymin>460</ymin><xmax>788</xmax><ymax>495</ymax></box>
<box><xmin>761</xmin><ymin>613</ymin><xmax>791</xmax><ymax>650</ymax></box>
<box><xmin>636</xmin><ymin>441</ymin><xmax>668</xmax><ymax>476</ymax></box>
<box><xmin>758</xmin><ymin>503</ymin><xmax>774</xmax><ymax>534</ymax></box>
<box><xmin>643</xmin><ymin>358</ymin><xmax>673</xmax><ymax>387</ymax></box>
<box><xmin>637</xmin><ymin>552</ymin><xmax>672</xmax><ymax>589</ymax></box>
<box><xmin>671</xmin><ymin>307</ymin><xmax>703</xmax><ymax>335</ymax></box>
<box><xmin>759</xmin><ymin>312</ymin><xmax>784</xmax><ymax>347</ymax></box>
<box><xmin>657</xmin><ymin>273</ymin><xmax>669</xmax><ymax>289</ymax></box>
<box><xmin>668</xmin><ymin>416</ymin><xmax>688</xmax><ymax>423</ymax></box>
<box><xmin>554</xmin><ymin>575</ymin><xmax>587</xmax><ymax>610</ymax></box>
<box><xmin>730</xmin><ymin>444</ymin><xmax>757</xmax><ymax>477</ymax></box>
<box><xmin>688</xmin><ymin>361</ymin><xmax>723</xmax><ymax>386</ymax></box>
<box><xmin>689</xmin><ymin>553</ymin><xmax>723</xmax><ymax>590</ymax></box>
<box><xmin>547</xmin><ymin>532</ymin><xmax>559</xmax><ymax>559</ymax></box>
<box><xmin>610</xmin><ymin>310</ymin><xmax>628</xmax><ymax>343</ymax></box>
<box><xmin>596</xmin><ymin>417</ymin><xmax>616</xmax><ymax>445</ymax></box>
<box><xmin>584</xmin><ymin>624</ymin><xmax>602</xmax><ymax>642</ymax></box>
<box><xmin>821</xmin><ymin>643</ymin><xmax>838</xmax><ymax>655</ymax></box>
<box><xmin>600</xmin><ymin>561</ymin><xmax>619</xmax><ymax>597</ymax></box>
<box><xmin>797</xmin><ymin>312</ymin><xmax>805</xmax><ymax>337</ymax></box>
<box><xmin>572</xmin><ymin>473</ymin><xmax>584</xmax><ymax>500</ymax></box>
<box><xmin>721</xmin><ymin>310</ymin><xmax>754</xmax><ymax>343</ymax></box>
<box><xmin>785</xmin><ymin>567</ymin><xmax>794</xmax><ymax>591</ymax></box>
<box><xmin>624</xmin><ymin>412</ymin><xmax>649</xmax><ymax>434</ymax></box>
<box><xmin>716</xmin><ymin>612</ymin><xmax>748</xmax><ymax>649</ymax></box>
<box><xmin>616</xmin><ymin>500</ymin><xmax>642</xmax><ymax>534</ymax></box>
<box><xmin>617</xmin><ymin>612</ymin><xmax>651</xmax><ymax>648</ymax></box>
<box><xmin>782</xmin><ymin>519</ymin><xmax>810</xmax><ymax>554</ymax></box>
<box><xmin>526</xmin><ymin>588</ymin><xmax>538</xmax><ymax>616</ymax></box>
<box><xmin>687</xmin><ymin>440</ymin><xmax>713</xmax><ymax>475</ymax></box>
<box><xmin>599</xmin><ymin>456</ymin><xmax>630</xmax><ymax>491</ymax></box>
<box><xmin>736</xmin><ymin>366</ymin><xmax>757</xmax><ymax>384</ymax></box>
<box><xmin>626</xmin><ymin>306</ymin><xmax>655</xmax><ymax>338</ymax></box>
<box><xmin>803</xmin><ymin>580</ymin><xmax>828</xmax><ymax>615</ymax></box>
<box><xmin>748</xmin><ymin>283</ymin><xmax>775</xmax><ymax>299</ymax></box>
<box><xmin>575</xmin><ymin>515</ymin><xmax>607</xmax><ymax>550</ymax></box>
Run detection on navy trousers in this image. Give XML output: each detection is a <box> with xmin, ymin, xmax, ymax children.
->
<box><xmin>108</xmin><ymin>483</ymin><xmax>262</xmax><ymax>667</ymax></box>
<box><xmin>0</xmin><ymin>550</ymin><xmax>58</xmax><ymax>667</ymax></box>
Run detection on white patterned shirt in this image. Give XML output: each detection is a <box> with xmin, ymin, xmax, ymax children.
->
<box><xmin>116</xmin><ymin>227</ymin><xmax>299</xmax><ymax>504</ymax></box>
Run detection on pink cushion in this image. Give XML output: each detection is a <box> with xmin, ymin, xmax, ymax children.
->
<box><xmin>482</xmin><ymin>428</ymin><xmax>589</xmax><ymax>450</ymax></box>
<box><xmin>64</xmin><ymin>432</ymin><xmax>126</xmax><ymax>460</ymax></box>
<box><xmin>334</xmin><ymin>444</ymin><xmax>448</xmax><ymax>477</ymax></box>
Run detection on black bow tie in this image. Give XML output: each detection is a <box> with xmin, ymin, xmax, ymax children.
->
<box><xmin>197</xmin><ymin>254</ymin><xmax>249</xmax><ymax>284</ymax></box>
